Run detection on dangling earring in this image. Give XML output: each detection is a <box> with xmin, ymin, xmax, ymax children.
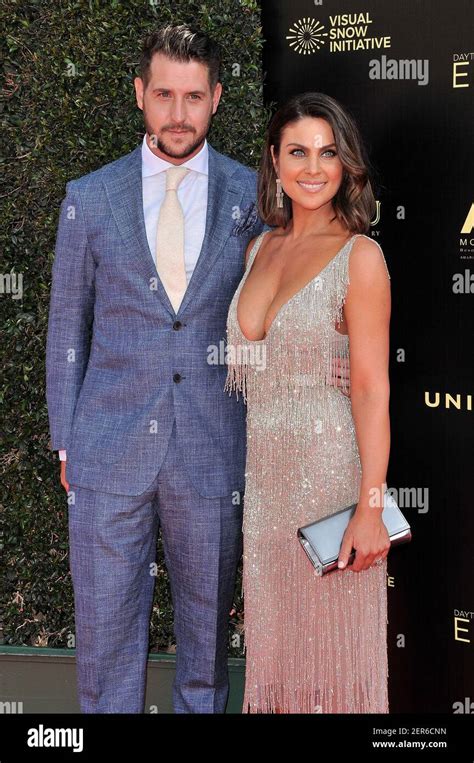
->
<box><xmin>276</xmin><ymin>178</ymin><xmax>284</xmax><ymax>208</ymax></box>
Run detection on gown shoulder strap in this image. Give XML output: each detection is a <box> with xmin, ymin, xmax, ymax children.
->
<box><xmin>245</xmin><ymin>230</ymin><xmax>268</xmax><ymax>271</ymax></box>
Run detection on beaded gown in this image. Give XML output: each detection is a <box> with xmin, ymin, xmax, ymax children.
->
<box><xmin>224</xmin><ymin>231</ymin><xmax>391</xmax><ymax>714</ymax></box>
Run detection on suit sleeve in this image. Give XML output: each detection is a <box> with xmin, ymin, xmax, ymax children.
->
<box><xmin>46</xmin><ymin>181</ymin><xmax>96</xmax><ymax>451</ymax></box>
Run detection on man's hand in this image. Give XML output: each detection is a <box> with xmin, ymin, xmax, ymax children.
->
<box><xmin>333</xmin><ymin>356</ymin><xmax>350</xmax><ymax>396</ymax></box>
<box><xmin>60</xmin><ymin>461</ymin><xmax>69</xmax><ymax>492</ymax></box>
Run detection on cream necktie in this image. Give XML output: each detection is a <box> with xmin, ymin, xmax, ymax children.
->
<box><xmin>155</xmin><ymin>166</ymin><xmax>189</xmax><ymax>312</ymax></box>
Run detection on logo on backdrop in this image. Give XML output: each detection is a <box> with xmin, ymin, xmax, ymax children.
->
<box><xmin>460</xmin><ymin>203</ymin><xmax>474</xmax><ymax>257</ymax></box>
<box><xmin>286</xmin><ymin>12</ymin><xmax>391</xmax><ymax>55</ymax></box>
<box><xmin>452</xmin><ymin>51</ymin><xmax>473</xmax><ymax>89</ymax></box>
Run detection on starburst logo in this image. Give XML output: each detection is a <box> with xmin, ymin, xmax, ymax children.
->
<box><xmin>286</xmin><ymin>17</ymin><xmax>328</xmax><ymax>55</ymax></box>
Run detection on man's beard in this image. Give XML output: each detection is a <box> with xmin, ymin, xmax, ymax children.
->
<box><xmin>143</xmin><ymin>109</ymin><xmax>212</xmax><ymax>160</ymax></box>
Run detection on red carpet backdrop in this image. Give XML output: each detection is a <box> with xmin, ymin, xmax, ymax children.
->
<box><xmin>260</xmin><ymin>0</ymin><xmax>473</xmax><ymax>713</ymax></box>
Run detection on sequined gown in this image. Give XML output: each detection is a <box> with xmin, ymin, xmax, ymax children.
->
<box><xmin>224</xmin><ymin>231</ymin><xmax>391</xmax><ymax>714</ymax></box>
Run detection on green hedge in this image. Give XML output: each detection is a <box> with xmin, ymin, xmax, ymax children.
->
<box><xmin>1</xmin><ymin>0</ymin><xmax>272</xmax><ymax>655</ymax></box>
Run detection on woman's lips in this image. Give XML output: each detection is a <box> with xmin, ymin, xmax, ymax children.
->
<box><xmin>297</xmin><ymin>181</ymin><xmax>327</xmax><ymax>193</ymax></box>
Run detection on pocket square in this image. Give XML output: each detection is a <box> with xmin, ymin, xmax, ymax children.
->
<box><xmin>231</xmin><ymin>203</ymin><xmax>258</xmax><ymax>236</ymax></box>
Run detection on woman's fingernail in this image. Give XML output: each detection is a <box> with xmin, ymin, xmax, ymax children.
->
<box><xmin>338</xmin><ymin>561</ymin><xmax>345</xmax><ymax>568</ymax></box>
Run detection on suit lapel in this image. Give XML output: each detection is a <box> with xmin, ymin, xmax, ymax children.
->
<box><xmin>105</xmin><ymin>142</ymin><xmax>245</xmax><ymax>318</ymax></box>
<box><xmin>177</xmin><ymin>144</ymin><xmax>244</xmax><ymax>316</ymax></box>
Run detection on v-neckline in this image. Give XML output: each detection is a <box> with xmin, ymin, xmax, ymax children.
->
<box><xmin>236</xmin><ymin>231</ymin><xmax>358</xmax><ymax>343</ymax></box>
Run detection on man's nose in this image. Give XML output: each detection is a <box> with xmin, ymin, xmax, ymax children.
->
<box><xmin>169</xmin><ymin>98</ymin><xmax>186</xmax><ymax>123</ymax></box>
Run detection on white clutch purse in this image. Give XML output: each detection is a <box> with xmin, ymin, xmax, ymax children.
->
<box><xmin>297</xmin><ymin>490</ymin><xmax>412</xmax><ymax>576</ymax></box>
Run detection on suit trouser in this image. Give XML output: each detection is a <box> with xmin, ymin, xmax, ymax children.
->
<box><xmin>68</xmin><ymin>419</ymin><xmax>243</xmax><ymax>713</ymax></box>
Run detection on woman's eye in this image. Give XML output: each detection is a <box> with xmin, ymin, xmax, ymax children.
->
<box><xmin>289</xmin><ymin>148</ymin><xmax>337</xmax><ymax>157</ymax></box>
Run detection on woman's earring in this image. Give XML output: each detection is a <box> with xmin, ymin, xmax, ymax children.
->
<box><xmin>276</xmin><ymin>178</ymin><xmax>284</xmax><ymax>208</ymax></box>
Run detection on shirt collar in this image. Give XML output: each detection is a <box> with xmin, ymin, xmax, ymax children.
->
<box><xmin>141</xmin><ymin>133</ymin><xmax>208</xmax><ymax>177</ymax></box>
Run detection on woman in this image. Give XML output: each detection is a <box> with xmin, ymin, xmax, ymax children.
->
<box><xmin>224</xmin><ymin>92</ymin><xmax>392</xmax><ymax>713</ymax></box>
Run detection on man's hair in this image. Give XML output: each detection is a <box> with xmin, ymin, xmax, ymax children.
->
<box><xmin>139</xmin><ymin>24</ymin><xmax>221</xmax><ymax>92</ymax></box>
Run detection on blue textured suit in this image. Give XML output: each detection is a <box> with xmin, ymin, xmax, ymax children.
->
<box><xmin>46</xmin><ymin>141</ymin><xmax>269</xmax><ymax>712</ymax></box>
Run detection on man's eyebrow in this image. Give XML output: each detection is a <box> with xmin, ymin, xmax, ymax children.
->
<box><xmin>285</xmin><ymin>142</ymin><xmax>337</xmax><ymax>149</ymax></box>
<box><xmin>152</xmin><ymin>87</ymin><xmax>207</xmax><ymax>95</ymax></box>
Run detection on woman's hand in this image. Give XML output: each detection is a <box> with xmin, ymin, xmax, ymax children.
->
<box><xmin>338</xmin><ymin>509</ymin><xmax>390</xmax><ymax>572</ymax></box>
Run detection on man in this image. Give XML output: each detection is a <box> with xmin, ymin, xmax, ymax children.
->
<box><xmin>46</xmin><ymin>24</ymin><xmax>348</xmax><ymax>714</ymax></box>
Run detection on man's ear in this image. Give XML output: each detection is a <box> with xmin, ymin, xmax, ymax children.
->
<box><xmin>212</xmin><ymin>81</ymin><xmax>223</xmax><ymax>114</ymax></box>
<box><xmin>134</xmin><ymin>76</ymin><xmax>144</xmax><ymax>111</ymax></box>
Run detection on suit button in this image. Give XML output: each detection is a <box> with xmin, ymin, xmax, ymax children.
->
<box><xmin>173</xmin><ymin>373</ymin><xmax>182</xmax><ymax>383</ymax></box>
<box><xmin>173</xmin><ymin>321</ymin><xmax>182</xmax><ymax>330</ymax></box>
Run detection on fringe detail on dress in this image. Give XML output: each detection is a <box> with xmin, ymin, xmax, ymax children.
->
<box><xmin>240</xmin><ymin>413</ymin><xmax>389</xmax><ymax>714</ymax></box>
<box><xmin>241</xmin><ymin>556</ymin><xmax>389</xmax><ymax>714</ymax></box>
<box><xmin>223</xmin><ymin>348</ymin><xmax>249</xmax><ymax>403</ymax></box>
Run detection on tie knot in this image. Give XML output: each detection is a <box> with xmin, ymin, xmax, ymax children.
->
<box><xmin>165</xmin><ymin>166</ymin><xmax>189</xmax><ymax>191</ymax></box>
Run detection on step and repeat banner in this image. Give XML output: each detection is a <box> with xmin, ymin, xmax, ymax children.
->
<box><xmin>261</xmin><ymin>0</ymin><xmax>473</xmax><ymax>713</ymax></box>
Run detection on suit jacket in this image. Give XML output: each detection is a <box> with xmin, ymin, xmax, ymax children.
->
<box><xmin>46</xmin><ymin>141</ymin><xmax>270</xmax><ymax>497</ymax></box>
